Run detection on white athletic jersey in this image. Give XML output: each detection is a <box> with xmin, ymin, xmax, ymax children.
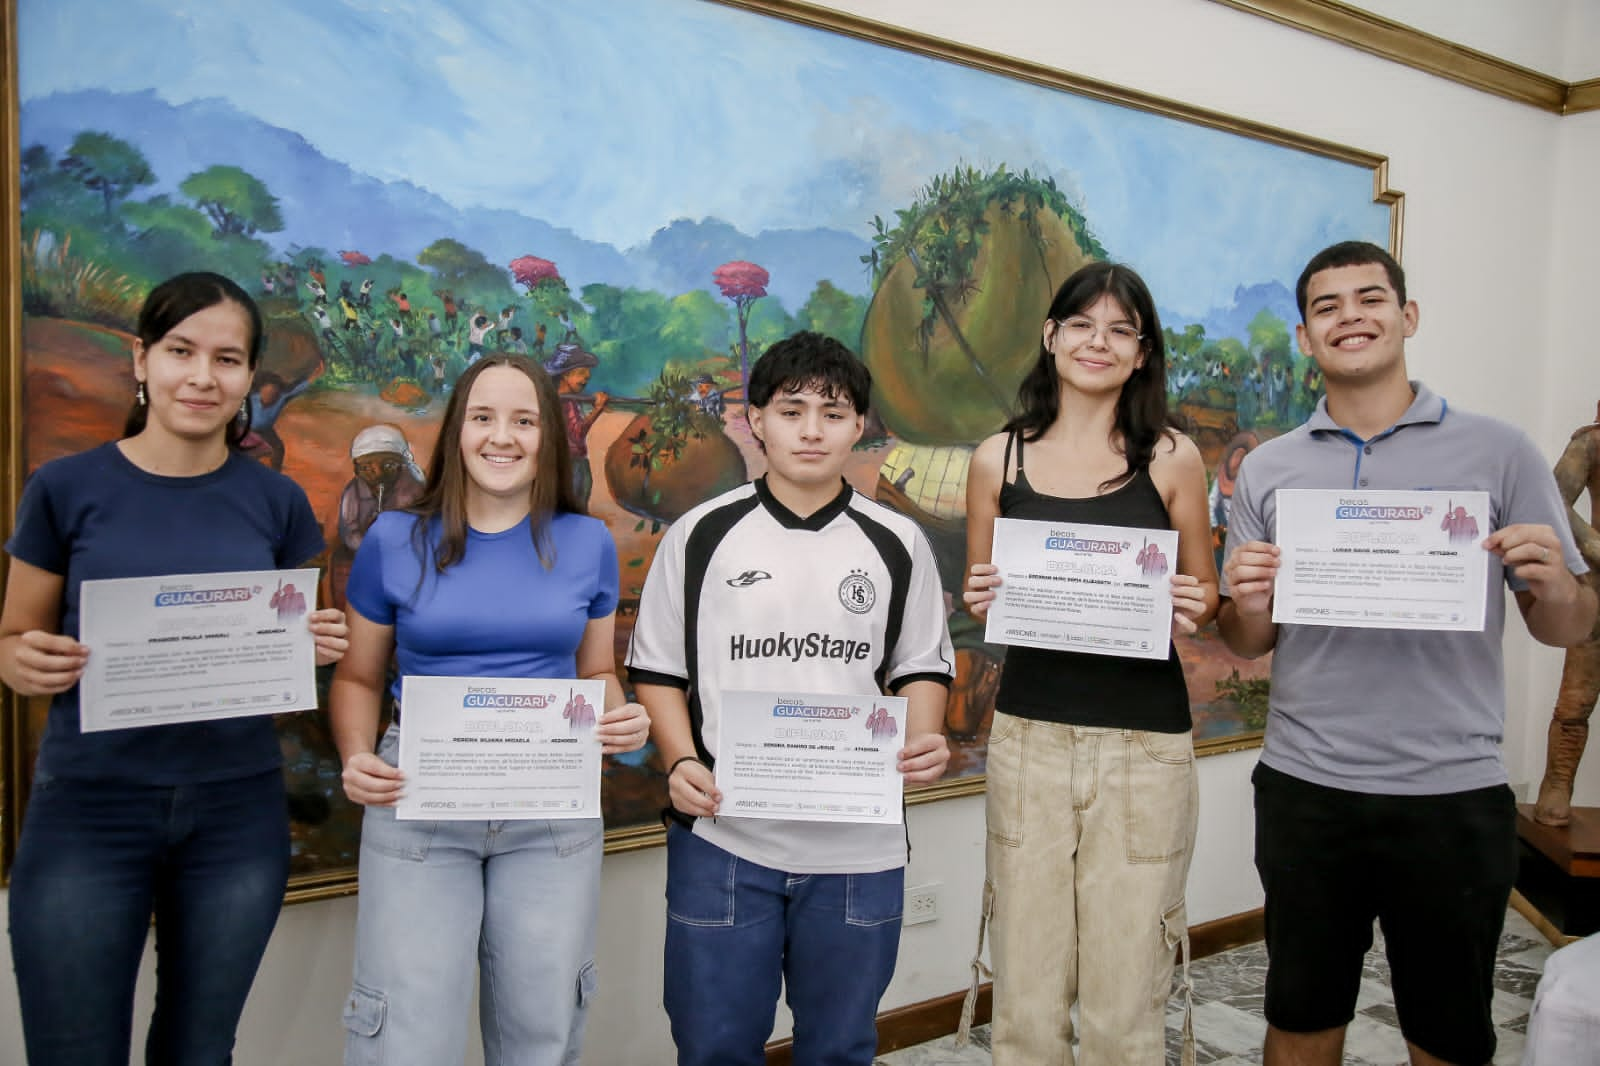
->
<box><xmin>627</xmin><ymin>477</ymin><xmax>955</xmax><ymax>873</ymax></box>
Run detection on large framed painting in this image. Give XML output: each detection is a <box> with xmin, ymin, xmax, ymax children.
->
<box><xmin>1</xmin><ymin>0</ymin><xmax>1399</xmax><ymax>899</ymax></box>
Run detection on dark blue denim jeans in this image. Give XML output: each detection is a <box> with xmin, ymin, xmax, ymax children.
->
<box><xmin>662</xmin><ymin>823</ymin><xmax>903</xmax><ymax>1066</ymax></box>
<box><xmin>8</xmin><ymin>768</ymin><xmax>290</xmax><ymax>1066</ymax></box>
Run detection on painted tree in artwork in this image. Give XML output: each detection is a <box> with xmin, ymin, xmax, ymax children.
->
<box><xmin>59</xmin><ymin>131</ymin><xmax>155</xmax><ymax>220</ymax></box>
<box><xmin>421</xmin><ymin>238</ymin><xmax>502</xmax><ymax>289</ymax></box>
<box><xmin>180</xmin><ymin>165</ymin><xmax>284</xmax><ymax>237</ymax></box>
<box><xmin>510</xmin><ymin>254</ymin><xmax>580</xmax><ymax>330</ymax></box>
<box><xmin>713</xmin><ymin>260</ymin><xmax>769</xmax><ymax>399</ymax></box>
<box><xmin>510</xmin><ymin>254</ymin><xmax>561</xmax><ymax>291</ymax></box>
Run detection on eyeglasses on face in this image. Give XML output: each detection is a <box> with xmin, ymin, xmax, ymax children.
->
<box><xmin>1055</xmin><ymin>316</ymin><xmax>1143</xmax><ymax>347</ymax></box>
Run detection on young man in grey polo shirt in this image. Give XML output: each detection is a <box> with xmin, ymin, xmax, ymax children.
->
<box><xmin>1218</xmin><ymin>240</ymin><xmax>1596</xmax><ymax>1066</ymax></box>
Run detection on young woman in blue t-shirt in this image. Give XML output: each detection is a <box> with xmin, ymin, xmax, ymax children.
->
<box><xmin>330</xmin><ymin>354</ymin><xmax>649</xmax><ymax>1066</ymax></box>
<box><xmin>0</xmin><ymin>271</ymin><xmax>350</xmax><ymax>1064</ymax></box>
<box><xmin>960</xmin><ymin>262</ymin><xmax>1218</xmax><ymax>1065</ymax></box>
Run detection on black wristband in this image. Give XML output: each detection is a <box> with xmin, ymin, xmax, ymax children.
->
<box><xmin>667</xmin><ymin>755</ymin><xmax>706</xmax><ymax>780</ymax></box>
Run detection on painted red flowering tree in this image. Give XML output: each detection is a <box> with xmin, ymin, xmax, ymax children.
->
<box><xmin>510</xmin><ymin>254</ymin><xmax>560</xmax><ymax>291</ymax></box>
<box><xmin>510</xmin><ymin>254</ymin><xmax>578</xmax><ymax>330</ymax></box>
<box><xmin>338</xmin><ymin>250</ymin><xmax>371</xmax><ymax>267</ymax></box>
<box><xmin>713</xmin><ymin>260</ymin><xmax>769</xmax><ymax>398</ymax></box>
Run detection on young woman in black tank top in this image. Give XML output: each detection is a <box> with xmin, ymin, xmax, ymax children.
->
<box><xmin>957</xmin><ymin>263</ymin><xmax>1218</xmax><ymax>1065</ymax></box>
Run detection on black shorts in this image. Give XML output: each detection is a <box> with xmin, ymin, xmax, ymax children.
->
<box><xmin>1252</xmin><ymin>761</ymin><xmax>1517</xmax><ymax>1065</ymax></box>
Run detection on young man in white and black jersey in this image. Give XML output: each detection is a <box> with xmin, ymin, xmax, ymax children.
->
<box><xmin>628</xmin><ymin>331</ymin><xmax>954</xmax><ymax>1066</ymax></box>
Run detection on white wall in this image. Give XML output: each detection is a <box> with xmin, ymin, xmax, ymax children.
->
<box><xmin>3</xmin><ymin>0</ymin><xmax>1596</xmax><ymax>1062</ymax></box>
<box><xmin>1345</xmin><ymin>0</ymin><xmax>1594</xmax><ymax>81</ymax></box>
<box><xmin>1562</xmin><ymin>3</ymin><xmax>1600</xmax><ymax>81</ymax></box>
<box><xmin>1522</xmin><ymin>105</ymin><xmax>1600</xmax><ymax>810</ymax></box>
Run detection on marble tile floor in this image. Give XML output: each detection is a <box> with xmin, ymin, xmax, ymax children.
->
<box><xmin>877</xmin><ymin>906</ymin><xmax>1556</xmax><ymax>1066</ymax></box>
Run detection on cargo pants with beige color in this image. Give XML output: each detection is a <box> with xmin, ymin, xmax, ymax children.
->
<box><xmin>959</xmin><ymin>713</ymin><xmax>1198</xmax><ymax>1066</ymax></box>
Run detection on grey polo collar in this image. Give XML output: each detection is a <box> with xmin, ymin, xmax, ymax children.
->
<box><xmin>1307</xmin><ymin>380</ymin><xmax>1448</xmax><ymax>442</ymax></box>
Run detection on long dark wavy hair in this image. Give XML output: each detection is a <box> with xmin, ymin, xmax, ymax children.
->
<box><xmin>1004</xmin><ymin>261</ymin><xmax>1173</xmax><ymax>491</ymax></box>
<box><xmin>409</xmin><ymin>354</ymin><xmax>581</xmax><ymax>578</ymax></box>
<box><xmin>122</xmin><ymin>271</ymin><xmax>264</xmax><ymax>448</ymax></box>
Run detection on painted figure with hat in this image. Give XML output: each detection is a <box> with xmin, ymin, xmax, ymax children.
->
<box><xmin>330</xmin><ymin>424</ymin><xmax>427</xmax><ymax>608</ymax></box>
<box><xmin>546</xmin><ymin>341</ymin><xmax>608</xmax><ymax>508</ymax></box>
<box><xmin>691</xmin><ymin>373</ymin><xmax>725</xmax><ymax>421</ymax></box>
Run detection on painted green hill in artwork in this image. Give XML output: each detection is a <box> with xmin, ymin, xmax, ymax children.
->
<box><xmin>861</xmin><ymin>165</ymin><xmax>1106</xmax><ymax>444</ymax></box>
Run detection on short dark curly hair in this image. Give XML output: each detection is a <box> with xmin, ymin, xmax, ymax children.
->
<box><xmin>746</xmin><ymin>331</ymin><xmax>872</xmax><ymax>414</ymax></box>
<box><xmin>1295</xmin><ymin>241</ymin><xmax>1406</xmax><ymax>322</ymax></box>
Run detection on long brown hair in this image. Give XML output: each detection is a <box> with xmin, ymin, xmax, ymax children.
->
<box><xmin>409</xmin><ymin>354</ymin><xmax>581</xmax><ymax>577</ymax></box>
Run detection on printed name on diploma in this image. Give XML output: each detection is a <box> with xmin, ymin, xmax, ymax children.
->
<box><xmin>715</xmin><ymin>690</ymin><xmax>905</xmax><ymax>825</ymax></box>
<box><xmin>983</xmin><ymin>516</ymin><xmax>1177</xmax><ymax>661</ymax></box>
<box><xmin>77</xmin><ymin>568</ymin><xmax>320</xmax><ymax>732</ymax></box>
<box><xmin>1271</xmin><ymin>489</ymin><xmax>1490</xmax><ymax>632</ymax></box>
<box><xmin>396</xmin><ymin>676</ymin><xmax>603</xmax><ymax>821</ymax></box>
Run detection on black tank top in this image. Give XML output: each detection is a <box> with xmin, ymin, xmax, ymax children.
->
<box><xmin>992</xmin><ymin>432</ymin><xmax>1192</xmax><ymax>732</ymax></box>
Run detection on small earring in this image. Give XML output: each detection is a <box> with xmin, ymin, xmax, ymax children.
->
<box><xmin>136</xmin><ymin>381</ymin><xmax>147</xmax><ymax>406</ymax></box>
<box><xmin>238</xmin><ymin>400</ymin><xmax>249</xmax><ymax>421</ymax></box>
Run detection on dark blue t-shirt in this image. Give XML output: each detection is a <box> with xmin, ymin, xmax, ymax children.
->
<box><xmin>345</xmin><ymin>510</ymin><xmax>619</xmax><ymax>702</ymax></box>
<box><xmin>6</xmin><ymin>443</ymin><xmax>326</xmax><ymax>784</ymax></box>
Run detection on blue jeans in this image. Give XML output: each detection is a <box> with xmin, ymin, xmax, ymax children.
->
<box><xmin>342</xmin><ymin>726</ymin><xmax>603</xmax><ymax>1066</ymax></box>
<box><xmin>8</xmin><ymin>768</ymin><xmax>290</xmax><ymax>1066</ymax></box>
<box><xmin>663</xmin><ymin>823</ymin><xmax>904</xmax><ymax>1066</ymax></box>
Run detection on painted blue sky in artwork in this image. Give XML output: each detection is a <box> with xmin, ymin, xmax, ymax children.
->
<box><xmin>18</xmin><ymin>0</ymin><xmax>1387</xmax><ymax>319</ymax></box>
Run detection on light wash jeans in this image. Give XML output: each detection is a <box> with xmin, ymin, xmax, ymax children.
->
<box><xmin>960</xmin><ymin>714</ymin><xmax>1198</xmax><ymax>1066</ymax></box>
<box><xmin>342</xmin><ymin>726</ymin><xmax>603</xmax><ymax>1066</ymax></box>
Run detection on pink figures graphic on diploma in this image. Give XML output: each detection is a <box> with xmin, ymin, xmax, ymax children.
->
<box><xmin>1135</xmin><ymin>538</ymin><xmax>1169</xmax><ymax>578</ymax></box>
<box><xmin>1440</xmin><ymin>501</ymin><xmax>1480</xmax><ymax>545</ymax></box>
<box><xmin>563</xmin><ymin>689</ymin><xmax>596</xmax><ymax>732</ymax></box>
<box><xmin>269</xmin><ymin>579</ymin><xmax>307</xmax><ymax>622</ymax></box>
<box><xmin>866</xmin><ymin>706</ymin><xmax>899</xmax><ymax>742</ymax></box>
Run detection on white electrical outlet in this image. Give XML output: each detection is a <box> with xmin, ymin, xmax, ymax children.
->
<box><xmin>905</xmin><ymin>882</ymin><xmax>940</xmax><ymax>926</ymax></box>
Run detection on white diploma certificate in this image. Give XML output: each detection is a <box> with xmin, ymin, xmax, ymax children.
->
<box><xmin>1271</xmin><ymin>489</ymin><xmax>1490</xmax><ymax>631</ymax></box>
<box><xmin>77</xmin><ymin>568</ymin><xmax>320</xmax><ymax>732</ymax></box>
<box><xmin>983</xmin><ymin>517</ymin><xmax>1178</xmax><ymax>661</ymax></box>
<box><xmin>715</xmin><ymin>690</ymin><xmax>906</xmax><ymax>825</ymax></box>
<box><xmin>396</xmin><ymin>676</ymin><xmax>604</xmax><ymax>821</ymax></box>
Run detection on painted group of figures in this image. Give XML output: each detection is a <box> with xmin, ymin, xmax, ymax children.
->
<box><xmin>4</xmin><ymin>241</ymin><xmax>1600</xmax><ymax>1066</ymax></box>
<box><xmin>323</xmin><ymin>345</ymin><xmax>611</xmax><ymax>609</ymax></box>
<box><xmin>263</xmin><ymin>261</ymin><xmax>553</xmax><ymax>380</ymax></box>
<box><xmin>1169</xmin><ymin>357</ymin><xmax>1323</xmax><ymax>428</ymax></box>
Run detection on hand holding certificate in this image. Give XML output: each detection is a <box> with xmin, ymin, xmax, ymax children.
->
<box><xmin>716</xmin><ymin>690</ymin><xmax>906</xmax><ymax>824</ymax></box>
<box><xmin>77</xmin><ymin>568</ymin><xmax>320</xmax><ymax>732</ymax></box>
<box><xmin>983</xmin><ymin>517</ymin><xmax>1178</xmax><ymax>660</ymax></box>
<box><xmin>1271</xmin><ymin>489</ymin><xmax>1490</xmax><ymax>630</ymax></box>
<box><xmin>396</xmin><ymin>676</ymin><xmax>604</xmax><ymax>820</ymax></box>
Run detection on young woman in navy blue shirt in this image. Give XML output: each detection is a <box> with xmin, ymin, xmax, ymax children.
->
<box><xmin>331</xmin><ymin>354</ymin><xmax>649</xmax><ymax>1066</ymax></box>
<box><xmin>0</xmin><ymin>271</ymin><xmax>349</xmax><ymax>1064</ymax></box>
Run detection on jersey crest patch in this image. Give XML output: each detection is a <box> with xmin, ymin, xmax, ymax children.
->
<box><xmin>838</xmin><ymin>569</ymin><xmax>876</xmax><ymax>614</ymax></box>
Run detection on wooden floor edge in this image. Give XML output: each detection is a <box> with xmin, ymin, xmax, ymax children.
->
<box><xmin>764</xmin><ymin>906</ymin><xmax>1265</xmax><ymax>1063</ymax></box>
